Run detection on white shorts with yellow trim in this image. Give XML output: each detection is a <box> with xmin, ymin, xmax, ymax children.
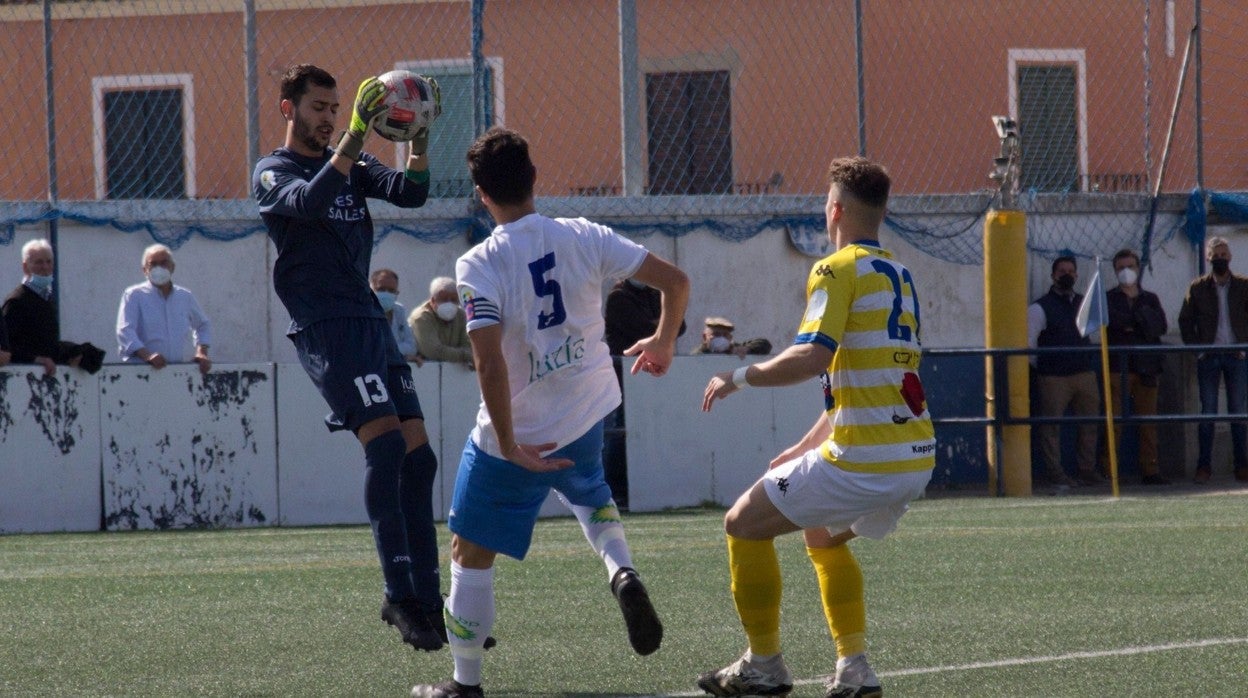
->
<box><xmin>761</xmin><ymin>449</ymin><xmax>931</xmax><ymax>539</ymax></box>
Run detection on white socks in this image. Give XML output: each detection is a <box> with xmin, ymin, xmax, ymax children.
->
<box><xmin>565</xmin><ymin>499</ymin><xmax>633</xmax><ymax>581</ymax></box>
<box><xmin>446</xmin><ymin>562</ymin><xmax>495</xmax><ymax>687</ymax></box>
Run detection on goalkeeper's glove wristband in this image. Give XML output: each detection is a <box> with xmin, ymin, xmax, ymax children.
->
<box><xmin>405</xmin><ymin>167</ymin><xmax>430</xmax><ymax>185</ymax></box>
<box><xmin>409</xmin><ymin>129</ymin><xmax>430</xmax><ymax>157</ymax></box>
<box><xmin>336</xmin><ymin>131</ymin><xmax>365</xmax><ymax>162</ymax></box>
<box><xmin>347</xmin><ymin>112</ymin><xmax>371</xmax><ymax>141</ymax></box>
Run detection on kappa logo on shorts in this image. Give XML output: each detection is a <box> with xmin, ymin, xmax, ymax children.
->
<box><xmin>776</xmin><ymin>477</ymin><xmax>790</xmax><ymax>495</ymax></box>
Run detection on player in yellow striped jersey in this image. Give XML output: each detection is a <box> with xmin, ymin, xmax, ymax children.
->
<box><xmin>697</xmin><ymin>157</ymin><xmax>934</xmax><ymax>698</ymax></box>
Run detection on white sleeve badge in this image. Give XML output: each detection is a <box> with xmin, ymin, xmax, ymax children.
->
<box><xmin>804</xmin><ymin>288</ymin><xmax>828</xmax><ymax>323</ymax></box>
<box><xmin>260</xmin><ymin>170</ymin><xmax>278</xmax><ymax>191</ymax></box>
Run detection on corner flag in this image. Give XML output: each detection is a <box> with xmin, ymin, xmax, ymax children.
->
<box><xmin>1076</xmin><ymin>267</ymin><xmax>1107</xmax><ymax>337</ymax></box>
<box><xmin>1078</xmin><ymin>261</ymin><xmax>1120</xmax><ymax>496</ymax></box>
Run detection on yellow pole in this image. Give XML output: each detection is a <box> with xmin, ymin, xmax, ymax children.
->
<box><xmin>984</xmin><ymin>209</ymin><xmax>1031</xmax><ymax>496</ymax></box>
<box><xmin>1099</xmin><ymin>332</ymin><xmax>1120</xmax><ymax>498</ymax></box>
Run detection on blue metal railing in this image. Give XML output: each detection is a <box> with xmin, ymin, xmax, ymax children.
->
<box><xmin>926</xmin><ymin>343</ymin><xmax>1248</xmax><ymax>427</ymax></box>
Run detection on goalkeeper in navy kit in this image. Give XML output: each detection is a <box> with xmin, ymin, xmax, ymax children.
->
<box><xmin>252</xmin><ymin>63</ymin><xmax>448</xmax><ymax>651</ymax></box>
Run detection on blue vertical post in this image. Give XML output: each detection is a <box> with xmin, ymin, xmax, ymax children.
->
<box><xmin>471</xmin><ymin>0</ymin><xmax>487</xmax><ymax>138</ymax></box>
<box><xmin>244</xmin><ymin>0</ymin><xmax>259</xmax><ymax>184</ymax></box>
<box><xmin>243</xmin><ymin>0</ymin><xmax>268</xmax><ymax>359</ymax></box>
<box><xmin>619</xmin><ymin>0</ymin><xmax>641</xmax><ymax>197</ymax></box>
<box><xmin>1193</xmin><ymin>0</ymin><xmax>1204</xmax><ymax>191</ymax></box>
<box><xmin>854</xmin><ymin>0</ymin><xmax>867</xmax><ymax>157</ymax></box>
<box><xmin>42</xmin><ymin>0</ymin><xmax>60</xmax><ymax>323</ymax></box>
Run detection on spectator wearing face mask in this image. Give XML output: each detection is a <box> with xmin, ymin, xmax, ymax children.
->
<box><xmin>1178</xmin><ymin>235</ymin><xmax>1248</xmax><ymax>484</ymax></box>
<box><xmin>116</xmin><ymin>243</ymin><xmax>213</xmax><ymax>375</ymax></box>
<box><xmin>1104</xmin><ymin>248</ymin><xmax>1170</xmax><ymax>485</ymax></box>
<box><xmin>3</xmin><ymin>238</ymin><xmax>106</xmax><ymax>376</ymax></box>
<box><xmin>370</xmin><ymin>268</ymin><xmax>422</xmax><ymax>366</ymax></box>
<box><xmin>409</xmin><ymin>275</ymin><xmax>472</xmax><ymax>364</ymax></box>
<box><xmin>691</xmin><ymin>316</ymin><xmax>772</xmax><ymax>357</ymax></box>
<box><xmin>1027</xmin><ymin>255</ymin><xmax>1102</xmax><ymax>488</ymax></box>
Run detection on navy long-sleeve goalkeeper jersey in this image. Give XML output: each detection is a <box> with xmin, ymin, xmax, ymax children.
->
<box><xmin>252</xmin><ymin>146</ymin><xmax>429</xmax><ymax>333</ymax></box>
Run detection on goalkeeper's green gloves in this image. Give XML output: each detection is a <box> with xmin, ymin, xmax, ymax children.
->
<box><xmin>349</xmin><ymin>76</ymin><xmax>390</xmax><ymax>137</ymax></box>
<box><xmin>408</xmin><ymin>76</ymin><xmax>442</xmax><ymax>156</ymax></box>
<box><xmin>337</xmin><ymin>76</ymin><xmax>390</xmax><ymax>162</ymax></box>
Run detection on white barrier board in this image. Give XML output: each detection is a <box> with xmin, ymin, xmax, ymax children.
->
<box><xmin>625</xmin><ymin>355</ymin><xmax>814</xmax><ymax>512</ymax></box>
<box><xmin>0</xmin><ymin>368</ymin><xmax>101</xmax><ymax>533</ymax></box>
<box><xmin>273</xmin><ymin>363</ymin><xmax>371</xmax><ymax>526</ymax></box>
<box><xmin>274</xmin><ymin>361</ymin><xmax>446</xmax><ymax>526</ymax></box>
<box><xmin>431</xmin><ymin>363</ymin><xmax>570</xmax><ymax>520</ymax></box>
<box><xmin>99</xmin><ymin>364</ymin><xmax>277</xmax><ymax>530</ymax></box>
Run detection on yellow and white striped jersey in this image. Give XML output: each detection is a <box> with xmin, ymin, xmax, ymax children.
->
<box><xmin>797</xmin><ymin>240</ymin><xmax>935</xmax><ymax>473</ymax></box>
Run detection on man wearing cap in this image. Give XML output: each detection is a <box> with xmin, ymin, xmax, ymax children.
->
<box><xmin>692</xmin><ymin>316</ymin><xmax>771</xmax><ymax>357</ymax></box>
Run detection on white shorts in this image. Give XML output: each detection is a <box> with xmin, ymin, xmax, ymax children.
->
<box><xmin>761</xmin><ymin>449</ymin><xmax>932</xmax><ymax>539</ymax></box>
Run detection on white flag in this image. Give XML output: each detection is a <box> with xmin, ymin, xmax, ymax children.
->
<box><xmin>1076</xmin><ymin>267</ymin><xmax>1107</xmax><ymax>337</ymax></box>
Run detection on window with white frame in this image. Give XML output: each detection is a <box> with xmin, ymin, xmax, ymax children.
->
<box><xmin>1008</xmin><ymin>50</ymin><xmax>1087</xmax><ymax>193</ymax></box>
<box><xmin>92</xmin><ymin>74</ymin><xmax>195</xmax><ymax>200</ymax></box>
<box><xmin>394</xmin><ymin>59</ymin><xmax>503</xmax><ymax>198</ymax></box>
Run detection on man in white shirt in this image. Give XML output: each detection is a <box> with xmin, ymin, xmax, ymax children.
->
<box><xmin>411</xmin><ymin>128</ymin><xmax>689</xmax><ymax>698</ymax></box>
<box><xmin>116</xmin><ymin>244</ymin><xmax>212</xmax><ymax>374</ymax></box>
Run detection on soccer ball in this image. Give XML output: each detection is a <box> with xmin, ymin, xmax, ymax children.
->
<box><xmin>371</xmin><ymin>70</ymin><xmax>439</xmax><ymax>143</ymax></box>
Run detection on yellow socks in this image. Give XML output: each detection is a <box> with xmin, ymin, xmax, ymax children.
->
<box><xmin>726</xmin><ymin>534</ymin><xmax>783</xmax><ymax>656</ymax></box>
<box><xmin>807</xmin><ymin>543</ymin><xmax>866</xmax><ymax>658</ymax></box>
<box><xmin>725</xmin><ymin>535</ymin><xmax>867</xmax><ymax>659</ymax></box>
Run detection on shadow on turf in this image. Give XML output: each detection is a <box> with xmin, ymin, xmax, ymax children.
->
<box><xmin>488</xmin><ymin>693</ymin><xmax>661</xmax><ymax>697</ymax></box>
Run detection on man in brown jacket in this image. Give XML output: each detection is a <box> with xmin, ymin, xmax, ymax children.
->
<box><xmin>1178</xmin><ymin>235</ymin><xmax>1248</xmax><ymax>483</ymax></box>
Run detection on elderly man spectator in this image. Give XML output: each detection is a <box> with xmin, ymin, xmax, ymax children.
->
<box><xmin>116</xmin><ymin>244</ymin><xmax>212</xmax><ymax>375</ymax></box>
<box><xmin>2</xmin><ymin>239</ymin><xmax>105</xmax><ymax>375</ymax></box>
<box><xmin>409</xmin><ymin>276</ymin><xmax>472</xmax><ymax>365</ymax></box>
<box><xmin>691</xmin><ymin>316</ymin><xmax>772</xmax><ymax>357</ymax></box>
<box><xmin>370</xmin><ymin>268</ymin><xmax>422</xmax><ymax>365</ymax></box>
<box><xmin>1178</xmin><ymin>235</ymin><xmax>1248</xmax><ymax>484</ymax></box>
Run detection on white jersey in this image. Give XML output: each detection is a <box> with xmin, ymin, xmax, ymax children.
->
<box><xmin>456</xmin><ymin>212</ymin><xmax>647</xmax><ymax>457</ymax></box>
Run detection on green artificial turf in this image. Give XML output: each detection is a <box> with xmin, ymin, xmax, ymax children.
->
<box><xmin>1</xmin><ymin>492</ymin><xmax>1245</xmax><ymax>696</ymax></box>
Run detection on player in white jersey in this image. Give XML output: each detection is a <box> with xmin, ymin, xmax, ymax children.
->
<box><xmin>697</xmin><ymin>157</ymin><xmax>934</xmax><ymax>698</ymax></box>
<box><xmin>411</xmin><ymin>128</ymin><xmax>689</xmax><ymax>698</ymax></box>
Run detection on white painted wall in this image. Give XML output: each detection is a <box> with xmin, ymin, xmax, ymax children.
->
<box><xmin>1</xmin><ymin>361</ymin><xmax>640</xmax><ymax>533</ymax></box>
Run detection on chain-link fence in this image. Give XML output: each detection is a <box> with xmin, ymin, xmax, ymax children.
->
<box><xmin>2</xmin><ymin>0</ymin><xmax>1243</xmax><ymax>262</ymax></box>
